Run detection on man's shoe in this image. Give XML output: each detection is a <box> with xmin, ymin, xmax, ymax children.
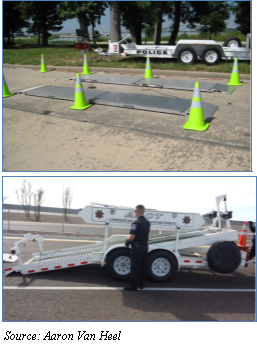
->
<box><xmin>124</xmin><ymin>287</ymin><xmax>138</xmax><ymax>291</ymax></box>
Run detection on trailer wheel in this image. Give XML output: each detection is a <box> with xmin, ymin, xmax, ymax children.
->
<box><xmin>223</xmin><ymin>37</ymin><xmax>241</xmax><ymax>48</ymax></box>
<box><xmin>177</xmin><ymin>47</ymin><xmax>197</xmax><ymax>64</ymax></box>
<box><xmin>107</xmin><ymin>249</ymin><xmax>131</xmax><ymax>281</ymax></box>
<box><xmin>147</xmin><ymin>251</ymin><xmax>178</xmax><ymax>282</ymax></box>
<box><xmin>207</xmin><ymin>241</ymin><xmax>241</xmax><ymax>274</ymax></box>
<box><xmin>201</xmin><ymin>47</ymin><xmax>221</xmax><ymax>65</ymax></box>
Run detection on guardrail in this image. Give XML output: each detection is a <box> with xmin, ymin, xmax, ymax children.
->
<box><xmin>3</xmin><ymin>204</ymin><xmax>80</xmax><ymax>214</ymax></box>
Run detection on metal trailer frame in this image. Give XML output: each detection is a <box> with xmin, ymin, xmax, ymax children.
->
<box><xmin>4</xmin><ymin>195</ymin><xmax>252</xmax><ymax>281</ymax></box>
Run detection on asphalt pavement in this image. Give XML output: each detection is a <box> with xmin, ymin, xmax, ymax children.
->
<box><xmin>3</xmin><ymin>64</ymin><xmax>251</xmax><ymax>171</ymax></box>
<box><xmin>3</xmin><ymin>214</ymin><xmax>256</xmax><ymax>322</ymax></box>
<box><xmin>3</xmin><ymin>237</ymin><xmax>255</xmax><ymax>322</ymax></box>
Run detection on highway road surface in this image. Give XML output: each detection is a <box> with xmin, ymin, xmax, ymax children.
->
<box><xmin>2</xmin><ymin>236</ymin><xmax>255</xmax><ymax>322</ymax></box>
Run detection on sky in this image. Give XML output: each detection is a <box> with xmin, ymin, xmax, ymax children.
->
<box><xmin>3</xmin><ymin>177</ymin><xmax>256</xmax><ymax>220</ymax></box>
<box><xmin>59</xmin><ymin>4</ymin><xmax>237</xmax><ymax>34</ymax></box>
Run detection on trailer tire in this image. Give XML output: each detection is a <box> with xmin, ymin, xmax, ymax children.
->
<box><xmin>107</xmin><ymin>249</ymin><xmax>131</xmax><ymax>281</ymax></box>
<box><xmin>207</xmin><ymin>241</ymin><xmax>241</xmax><ymax>274</ymax></box>
<box><xmin>224</xmin><ymin>37</ymin><xmax>241</xmax><ymax>48</ymax></box>
<box><xmin>176</xmin><ymin>46</ymin><xmax>197</xmax><ymax>64</ymax></box>
<box><xmin>201</xmin><ymin>47</ymin><xmax>221</xmax><ymax>65</ymax></box>
<box><xmin>147</xmin><ymin>251</ymin><xmax>178</xmax><ymax>282</ymax></box>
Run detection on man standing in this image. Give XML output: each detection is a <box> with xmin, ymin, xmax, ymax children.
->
<box><xmin>248</xmin><ymin>221</ymin><xmax>255</xmax><ymax>260</ymax></box>
<box><xmin>124</xmin><ymin>205</ymin><xmax>150</xmax><ymax>291</ymax></box>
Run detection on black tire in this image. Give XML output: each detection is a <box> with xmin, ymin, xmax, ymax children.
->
<box><xmin>147</xmin><ymin>251</ymin><xmax>178</xmax><ymax>282</ymax></box>
<box><xmin>201</xmin><ymin>47</ymin><xmax>221</xmax><ymax>65</ymax></box>
<box><xmin>107</xmin><ymin>248</ymin><xmax>131</xmax><ymax>281</ymax></box>
<box><xmin>223</xmin><ymin>37</ymin><xmax>241</xmax><ymax>48</ymax></box>
<box><xmin>176</xmin><ymin>46</ymin><xmax>197</xmax><ymax>64</ymax></box>
<box><xmin>207</xmin><ymin>241</ymin><xmax>241</xmax><ymax>274</ymax></box>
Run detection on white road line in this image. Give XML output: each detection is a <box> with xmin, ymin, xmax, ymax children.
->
<box><xmin>3</xmin><ymin>286</ymin><xmax>255</xmax><ymax>292</ymax></box>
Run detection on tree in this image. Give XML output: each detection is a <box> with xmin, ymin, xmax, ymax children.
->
<box><xmin>150</xmin><ymin>1</ymin><xmax>173</xmax><ymax>45</ymax></box>
<box><xmin>58</xmin><ymin>1</ymin><xmax>107</xmax><ymax>43</ymax></box>
<box><xmin>121</xmin><ymin>1</ymin><xmax>152</xmax><ymax>44</ymax></box>
<box><xmin>27</xmin><ymin>17</ymin><xmax>43</xmax><ymax>45</ymax></box>
<box><xmin>18</xmin><ymin>1</ymin><xmax>63</xmax><ymax>47</ymax></box>
<box><xmin>3</xmin><ymin>1</ymin><xmax>29</xmax><ymax>45</ymax></box>
<box><xmin>16</xmin><ymin>179</ymin><xmax>32</xmax><ymax>218</ymax></box>
<box><xmin>62</xmin><ymin>186</ymin><xmax>74</xmax><ymax>221</ymax></box>
<box><xmin>109</xmin><ymin>1</ymin><xmax>121</xmax><ymax>42</ymax></box>
<box><xmin>168</xmin><ymin>1</ymin><xmax>183</xmax><ymax>44</ymax></box>
<box><xmin>186</xmin><ymin>1</ymin><xmax>231</xmax><ymax>40</ymax></box>
<box><xmin>33</xmin><ymin>188</ymin><xmax>45</xmax><ymax>222</ymax></box>
<box><xmin>233</xmin><ymin>1</ymin><xmax>251</xmax><ymax>34</ymax></box>
<box><xmin>92</xmin><ymin>30</ymin><xmax>101</xmax><ymax>44</ymax></box>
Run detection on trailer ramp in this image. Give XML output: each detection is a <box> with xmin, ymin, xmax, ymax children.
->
<box><xmin>4</xmin><ymin>227</ymin><xmax>237</xmax><ymax>276</ymax></box>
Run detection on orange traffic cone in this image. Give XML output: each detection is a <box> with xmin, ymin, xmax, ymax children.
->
<box><xmin>238</xmin><ymin>221</ymin><xmax>251</xmax><ymax>261</ymax></box>
<box><xmin>238</xmin><ymin>221</ymin><xmax>248</xmax><ymax>246</ymax></box>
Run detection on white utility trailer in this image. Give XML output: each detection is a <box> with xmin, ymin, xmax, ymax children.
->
<box><xmin>4</xmin><ymin>195</ymin><xmax>250</xmax><ymax>282</ymax></box>
<box><xmin>96</xmin><ymin>34</ymin><xmax>251</xmax><ymax>65</ymax></box>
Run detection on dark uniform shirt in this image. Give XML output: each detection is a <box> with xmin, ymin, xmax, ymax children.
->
<box><xmin>130</xmin><ymin>216</ymin><xmax>150</xmax><ymax>244</ymax></box>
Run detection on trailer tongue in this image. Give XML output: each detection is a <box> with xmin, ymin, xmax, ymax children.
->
<box><xmin>4</xmin><ymin>195</ymin><xmax>250</xmax><ymax>282</ymax></box>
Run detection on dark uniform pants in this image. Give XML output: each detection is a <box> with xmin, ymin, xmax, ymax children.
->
<box><xmin>130</xmin><ymin>244</ymin><xmax>148</xmax><ymax>288</ymax></box>
<box><xmin>249</xmin><ymin>236</ymin><xmax>255</xmax><ymax>260</ymax></box>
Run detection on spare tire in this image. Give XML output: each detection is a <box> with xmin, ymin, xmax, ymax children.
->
<box><xmin>223</xmin><ymin>37</ymin><xmax>241</xmax><ymax>48</ymax></box>
<box><xmin>207</xmin><ymin>241</ymin><xmax>241</xmax><ymax>274</ymax></box>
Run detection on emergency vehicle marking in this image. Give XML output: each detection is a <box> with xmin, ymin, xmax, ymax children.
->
<box><xmin>136</xmin><ymin>50</ymin><xmax>168</xmax><ymax>55</ymax></box>
<box><xmin>183</xmin><ymin>216</ymin><xmax>192</xmax><ymax>225</ymax></box>
<box><xmin>95</xmin><ymin>210</ymin><xmax>104</xmax><ymax>219</ymax></box>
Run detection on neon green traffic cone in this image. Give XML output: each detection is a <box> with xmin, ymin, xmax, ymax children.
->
<box><xmin>81</xmin><ymin>54</ymin><xmax>92</xmax><ymax>75</ymax></box>
<box><xmin>70</xmin><ymin>73</ymin><xmax>92</xmax><ymax>110</ymax></box>
<box><xmin>183</xmin><ymin>82</ymin><xmax>209</xmax><ymax>132</ymax></box>
<box><xmin>39</xmin><ymin>54</ymin><xmax>49</xmax><ymax>73</ymax></box>
<box><xmin>227</xmin><ymin>58</ymin><xmax>242</xmax><ymax>86</ymax></box>
<box><xmin>3</xmin><ymin>74</ymin><xmax>14</xmax><ymax>98</ymax></box>
<box><xmin>144</xmin><ymin>56</ymin><xmax>153</xmax><ymax>79</ymax></box>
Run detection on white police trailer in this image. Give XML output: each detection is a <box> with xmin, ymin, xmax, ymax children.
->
<box><xmin>4</xmin><ymin>195</ymin><xmax>248</xmax><ymax>282</ymax></box>
<box><xmin>96</xmin><ymin>34</ymin><xmax>251</xmax><ymax>65</ymax></box>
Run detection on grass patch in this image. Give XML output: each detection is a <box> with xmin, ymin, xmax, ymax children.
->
<box><xmin>3</xmin><ymin>42</ymin><xmax>251</xmax><ymax>74</ymax></box>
